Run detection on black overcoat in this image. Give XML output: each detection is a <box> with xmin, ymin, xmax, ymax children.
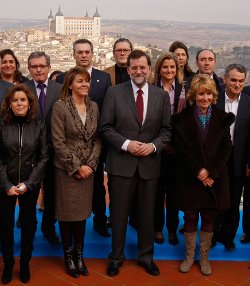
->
<box><xmin>171</xmin><ymin>106</ymin><xmax>234</xmax><ymax>210</ymax></box>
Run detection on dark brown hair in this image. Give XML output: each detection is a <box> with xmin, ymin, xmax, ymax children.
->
<box><xmin>127</xmin><ymin>50</ymin><xmax>151</xmax><ymax>66</ymax></box>
<box><xmin>60</xmin><ymin>67</ymin><xmax>91</xmax><ymax>101</ymax></box>
<box><xmin>1</xmin><ymin>84</ymin><xmax>37</xmax><ymax>123</ymax></box>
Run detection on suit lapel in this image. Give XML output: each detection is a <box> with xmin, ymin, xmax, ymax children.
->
<box><xmin>44</xmin><ymin>80</ymin><xmax>55</xmax><ymax>119</ymax></box>
<box><xmin>235</xmin><ymin>93</ymin><xmax>249</xmax><ymax>131</ymax></box>
<box><xmin>122</xmin><ymin>81</ymin><xmax>141</xmax><ymax>125</ymax></box>
<box><xmin>216</xmin><ymin>92</ymin><xmax>225</xmax><ymax>111</ymax></box>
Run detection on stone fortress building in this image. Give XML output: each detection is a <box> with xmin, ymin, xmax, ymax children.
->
<box><xmin>48</xmin><ymin>6</ymin><xmax>101</xmax><ymax>37</ymax></box>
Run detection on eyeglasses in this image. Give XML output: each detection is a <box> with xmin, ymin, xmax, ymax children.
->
<box><xmin>29</xmin><ymin>65</ymin><xmax>48</xmax><ymax>70</ymax></box>
<box><xmin>114</xmin><ymin>49</ymin><xmax>131</xmax><ymax>54</ymax></box>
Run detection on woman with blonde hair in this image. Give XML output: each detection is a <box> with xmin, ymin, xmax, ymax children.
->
<box><xmin>172</xmin><ymin>74</ymin><xmax>234</xmax><ymax>275</ymax></box>
<box><xmin>153</xmin><ymin>52</ymin><xmax>186</xmax><ymax>245</ymax></box>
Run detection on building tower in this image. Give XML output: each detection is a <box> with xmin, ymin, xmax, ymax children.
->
<box><xmin>93</xmin><ymin>7</ymin><xmax>101</xmax><ymax>37</ymax></box>
<box><xmin>55</xmin><ymin>6</ymin><xmax>64</xmax><ymax>34</ymax></box>
<box><xmin>48</xmin><ymin>9</ymin><xmax>54</xmax><ymax>32</ymax></box>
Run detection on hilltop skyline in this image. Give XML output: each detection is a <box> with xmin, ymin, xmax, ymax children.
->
<box><xmin>1</xmin><ymin>0</ymin><xmax>250</xmax><ymax>26</ymax></box>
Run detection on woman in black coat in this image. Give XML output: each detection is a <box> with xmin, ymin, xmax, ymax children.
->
<box><xmin>0</xmin><ymin>84</ymin><xmax>48</xmax><ymax>284</ymax></box>
<box><xmin>172</xmin><ymin>75</ymin><xmax>234</xmax><ymax>276</ymax></box>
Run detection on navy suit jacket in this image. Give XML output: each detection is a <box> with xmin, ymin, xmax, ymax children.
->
<box><xmin>0</xmin><ymin>80</ymin><xmax>13</xmax><ymax>106</ymax></box>
<box><xmin>216</xmin><ymin>91</ymin><xmax>250</xmax><ymax>176</ymax></box>
<box><xmin>56</xmin><ymin>68</ymin><xmax>111</xmax><ymax>113</ymax></box>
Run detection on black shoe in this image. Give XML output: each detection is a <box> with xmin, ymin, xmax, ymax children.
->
<box><xmin>94</xmin><ymin>225</ymin><xmax>111</xmax><ymax>237</ymax></box>
<box><xmin>168</xmin><ymin>232</ymin><xmax>179</xmax><ymax>245</ymax></box>
<box><xmin>138</xmin><ymin>261</ymin><xmax>160</xmax><ymax>276</ymax></box>
<box><xmin>75</xmin><ymin>246</ymin><xmax>89</xmax><ymax>276</ymax></box>
<box><xmin>240</xmin><ymin>233</ymin><xmax>250</xmax><ymax>244</ymax></box>
<box><xmin>107</xmin><ymin>261</ymin><xmax>122</xmax><ymax>277</ymax></box>
<box><xmin>20</xmin><ymin>260</ymin><xmax>30</xmax><ymax>283</ymax></box>
<box><xmin>154</xmin><ymin>232</ymin><xmax>164</xmax><ymax>244</ymax></box>
<box><xmin>2</xmin><ymin>263</ymin><xmax>14</xmax><ymax>284</ymax></box>
<box><xmin>64</xmin><ymin>247</ymin><xmax>79</xmax><ymax>278</ymax></box>
<box><xmin>224</xmin><ymin>240</ymin><xmax>236</xmax><ymax>251</ymax></box>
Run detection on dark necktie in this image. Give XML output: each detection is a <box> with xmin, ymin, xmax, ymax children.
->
<box><xmin>37</xmin><ymin>84</ymin><xmax>46</xmax><ymax>114</ymax></box>
<box><xmin>136</xmin><ymin>89</ymin><xmax>144</xmax><ymax>125</ymax></box>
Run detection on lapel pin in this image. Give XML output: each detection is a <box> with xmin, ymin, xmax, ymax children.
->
<box><xmin>97</xmin><ymin>79</ymin><xmax>100</xmax><ymax>82</ymax></box>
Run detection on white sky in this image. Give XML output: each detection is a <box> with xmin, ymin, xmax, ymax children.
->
<box><xmin>1</xmin><ymin>0</ymin><xmax>250</xmax><ymax>26</ymax></box>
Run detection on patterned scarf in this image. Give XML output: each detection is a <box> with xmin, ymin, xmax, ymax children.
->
<box><xmin>195</xmin><ymin>104</ymin><xmax>212</xmax><ymax>129</ymax></box>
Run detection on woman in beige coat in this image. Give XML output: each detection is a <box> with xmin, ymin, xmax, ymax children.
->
<box><xmin>51</xmin><ymin>67</ymin><xmax>101</xmax><ymax>278</ymax></box>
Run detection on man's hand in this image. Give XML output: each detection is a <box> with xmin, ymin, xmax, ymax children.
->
<box><xmin>136</xmin><ymin>143</ymin><xmax>155</xmax><ymax>156</ymax></box>
<box><xmin>127</xmin><ymin>140</ymin><xmax>143</xmax><ymax>155</ymax></box>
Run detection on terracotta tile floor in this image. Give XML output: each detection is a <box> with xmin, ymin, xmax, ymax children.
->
<box><xmin>0</xmin><ymin>257</ymin><xmax>250</xmax><ymax>286</ymax></box>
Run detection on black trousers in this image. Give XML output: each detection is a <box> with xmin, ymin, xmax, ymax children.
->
<box><xmin>0</xmin><ymin>188</ymin><xmax>39</xmax><ymax>259</ymax></box>
<box><xmin>108</xmin><ymin>172</ymin><xmax>158</xmax><ymax>264</ymax></box>
<box><xmin>217</xmin><ymin>153</ymin><xmax>244</xmax><ymax>242</ymax></box>
<box><xmin>92</xmin><ymin>152</ymin><xmax>107</xmax><ymax>228</ymax></box>
<box><xmin>154</xmin><ymin>153</ymin><xmax>179</xmax><ymax>234</ymax></box>
<box><xmin>42</xmin><ymin>155</ymin><xmax>57</xmax><ymax>234</ymax></box>
<box><xmin>243</xmin><ymin>177</ymin><xmax>250</xmax><ymax>235</ymax></box>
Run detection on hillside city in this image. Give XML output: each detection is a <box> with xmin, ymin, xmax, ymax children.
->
<box><xmin>1</xmin><ymin>8</ymin><xmax>250</xmax><ymax>82</ymax></box>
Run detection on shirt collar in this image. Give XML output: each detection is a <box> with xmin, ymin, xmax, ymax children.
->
<box><xmin>160</xmin><ymin>79</ymin><xmax>175</xmax><ymax>91</ymax></box>
<box><xmin>225</xmin><ymin>91</ymin><xmax>241</xmax><ymax>102</ymax></box>
<box><xmin>34</xmin><ymin>79</ymin><xmax>49</xmax><ymax>88</ymax></box>
<box><xmin>131</xmin><ymin>80</ymin><xmax>148</xmax><ymax>95</ymax></box>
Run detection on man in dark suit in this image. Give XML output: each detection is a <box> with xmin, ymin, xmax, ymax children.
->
<box><xmin>57</xmin><ymin>39</ymin><xmax>112</xmax><ymax>237</ymax></box>
<box><xmin>216</xmin><ymin>63</ymin><xmax>250</xmax><ymax>250</ymax></box>
<box><xmin>100</xmin><ymin>50</ymin><xmax>171</xmax><ymax>277</ymax></box>
<box><xmin>185</xmin><ymin>49</ymin><xmax>224</xmax><ymax>93</ymax></box>
<box><xmin>0</xmin><ymin>79</ymin><xmax>13</xmax><ymax>105</ymax></box>
<box><xmin>25</xmin><ymin>51</ymin><xmax>62</xmax><ymax>245</ymax></box>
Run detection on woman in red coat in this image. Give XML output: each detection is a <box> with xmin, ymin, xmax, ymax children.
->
<box><xmin>172</xmin><ymin>75</ymin><xmax>234</xmax><ymax>275</ymax></box>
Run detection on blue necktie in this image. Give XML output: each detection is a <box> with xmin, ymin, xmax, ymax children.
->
<box><xmin>37</xmin><ymin>84</ymin><xmax>46</xmax><ymax>115</ymax></box>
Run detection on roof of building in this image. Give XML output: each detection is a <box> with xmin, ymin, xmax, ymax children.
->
<box><xmin>55</xmin><ymin>6</ymin><xmax>64</xmax><ymax>17</ymax></box>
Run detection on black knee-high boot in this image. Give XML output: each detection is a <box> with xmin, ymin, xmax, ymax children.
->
<box><xmin>59</xmin><ymin>221</ymin><xmax>79</xmax><ymax>278</ymax></box>
<box><xmin>72</xmin><ymin>220</ymin><xmax>89</xmax><ymax>276</ymax></box>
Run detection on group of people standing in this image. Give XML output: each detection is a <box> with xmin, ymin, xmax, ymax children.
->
<box><xmin>0</xmin><ymin>37</ymin><xmax>249</xmax><ymax>284</ymax></box>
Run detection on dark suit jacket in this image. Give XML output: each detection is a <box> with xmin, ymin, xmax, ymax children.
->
<box><xmin>0</xmin><ymin>80</ymin><xmax>13</xmax><ymax>106</ymax></box>
<box><xmin>185</xmin><ymin>72</ymin><xmax>224</xmax><ymax>93</ymax></box>
<box><xmin>100</xmin><ymin>81</ymin><xmax>172</xmax><ymax>179</ymax></box>
<box><xmin>243</xmin><ymin>85</ymin><xmax>250</xmax><ymax>96</ymax></box>
<box><xmin>216</xmin><ymin>92</ymin><xmax>250</xmax><ymax>176</ymax></box>
<box><xmin>24</xmin><ymin>79</ymin><xmax>62</xmax><ymax>142</ymax></box>
<box><xmin>56</xmin><ymin>68</ymin><xmax>111</xmax><ymax>112</ymax></box>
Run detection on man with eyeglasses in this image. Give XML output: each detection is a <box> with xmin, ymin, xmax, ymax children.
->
<box><xmin>25</xmin><ymin>51</ymin><xmax>62</xmax><ymax>245</ymax></box>
<box><xmin>56</xmin><ymin>39</ymin><xmax>112</xmax><ymax>238</ymax></box>
<box><xmin>104</xmin><ymin>38</ymin><xmax>132</xmax><ymax>86</ymax></box>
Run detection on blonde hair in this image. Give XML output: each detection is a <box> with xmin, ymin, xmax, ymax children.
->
<box><xmin>187</xmin><ymin>74</ymin><xmax>218</xmax><ymax>105</ymax></box>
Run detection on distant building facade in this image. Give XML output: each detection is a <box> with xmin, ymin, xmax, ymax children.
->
<box><xmin>48</xmin><ymin>6</ymin><xmax>101</xmax><ymax>37</ymax></box>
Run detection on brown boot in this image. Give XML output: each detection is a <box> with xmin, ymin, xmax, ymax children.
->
<box><xmin>199</xmin><ymin>231</ymin><xmax>213</xmax><ymax>275</ymax></box>
<box><xmin>179</xmin><ymin>232</ymin><xmax>197</xmax><ymax>273</ymax></box>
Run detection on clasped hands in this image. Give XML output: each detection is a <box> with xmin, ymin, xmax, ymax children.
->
<box><xmin>197</xmin><ymin>168</ymin><xmax>214</xmax><ymax>187</ymax></box>
<box><xmin>127</xmin><ymin>140</ymin><xmax>154</xmax><ymax>156</ymax></box>
<box><xmin>6</xmin><ymin>182</ymin><xmax>28</xmax><ymax>196</ymax></box>
<box><xmin>74</xmin><ymin>165</ymin><xmax>93</xmax><ymax>179</ymax></box>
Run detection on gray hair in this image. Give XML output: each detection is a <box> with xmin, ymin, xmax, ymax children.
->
<box><xmin>28</xmin><ymin>51</ymin><xmax>51</xmax><ymax>66</ymax></box>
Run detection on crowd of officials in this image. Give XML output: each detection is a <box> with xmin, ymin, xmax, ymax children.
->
<box><xmin>0</xmin><ymin>37</ymin><xmax>249</xmax><ymax>284</ymax></box>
